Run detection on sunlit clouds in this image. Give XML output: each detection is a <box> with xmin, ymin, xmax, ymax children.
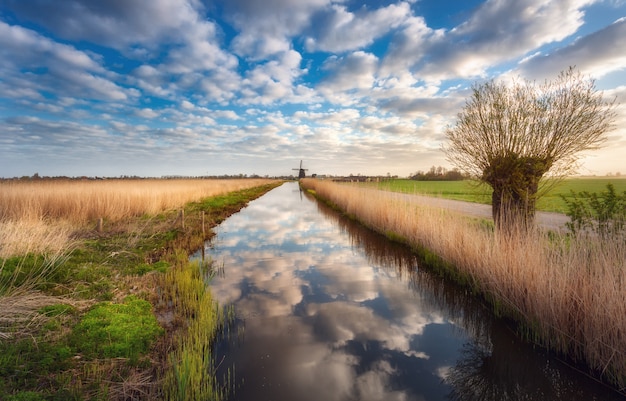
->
<box><xmin>1</xmin><ymin>0</ymin><xmax>625</xmax><ymax>177</ymax></box>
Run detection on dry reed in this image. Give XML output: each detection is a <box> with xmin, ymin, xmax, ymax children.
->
<box><xmin>0</xmin><ymin>293</ymin><xmax>57</xmax><ymax>339</ymax></box>
<box><xmin>0</xmin><ymin>179</ymin><xmax>274</xmax><ymax>258</ymax></box>
<box><xmin>0</xmin><ymin>179</ymin><xmax>274</xmax><ymax>224</ymax></box>
<box><xmin>301</xmin><ymin>178</ymin><xmax>626</xmax><ymax>390</ymax></box>
<box><xmin>0</xmin><ymin>219</ymin><xmax>74</xmax><ymax>258</ymax></box>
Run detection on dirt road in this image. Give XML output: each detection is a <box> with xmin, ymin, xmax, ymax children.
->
<box><xmin>374</xmin><ymin>190</ymin><xmax>570</xmax><ymax>232</ymax></box>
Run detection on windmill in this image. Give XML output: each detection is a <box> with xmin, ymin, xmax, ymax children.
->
<box><xmin>292</xmin><ymin>160</ymin><xmax>308</xmax><ymax>179</ymax></box>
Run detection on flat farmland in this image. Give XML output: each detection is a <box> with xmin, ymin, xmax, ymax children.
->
<box><xmin>364</xmin><ymin>177</ymin><xmax>626</xmax><ymax>213</ymax></box>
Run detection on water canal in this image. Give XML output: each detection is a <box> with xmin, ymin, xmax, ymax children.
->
<box><xmin>196</xmin><ymin>181</ymin><xmax>621</xmax><ymax>401</ymax></box>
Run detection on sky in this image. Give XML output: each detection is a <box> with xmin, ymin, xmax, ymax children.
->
<box><xmin>0</xmin><ymin>0</ymin><xmax>625</xmax><ymax>178</ymax></box>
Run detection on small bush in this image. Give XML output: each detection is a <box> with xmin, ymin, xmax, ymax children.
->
<box><xmin>561</xmin><ymin>183</ymin><xmax>626</xmax><ymax>238</ymax></box>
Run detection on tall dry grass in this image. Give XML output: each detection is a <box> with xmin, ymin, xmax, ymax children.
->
<box><xmin>302</xmin><ymin>178</ymin><xmax>626</xmax><ymax>390</ymax></box>
<box><xmin>0</xmin><ymin>179</ymin><xmax>274</xmax><ymax>224</ymax></box>
<box><xmin>0</xmin><ymin>179</ymin><xmax>274</xmax><ymax>258</ymax></box>
<box><xmin>0</xmin><ymin>219</ymin><xmax>75</xmax><ymax>258</ymax></box>
<box><xmin>0</xmin><ymin>249</ymin><xmax>78</xmax><ymax>340</ymax></box>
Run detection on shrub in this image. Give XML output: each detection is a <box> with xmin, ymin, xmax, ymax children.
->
<box><xmin>561</xmin><ymin>183</ymin><xmax>626</xmax><ymax>238</ymax></box>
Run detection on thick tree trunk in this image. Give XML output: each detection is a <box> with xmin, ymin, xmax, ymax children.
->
<box><xmin>491</xmin><ymin>186</ymin><xmax>536</xmax><ymax>232</ymax></box>
<box><xmin>484</xmin><ymin>154</ymin><xmax>549</xmax><ymax>233</ymax></box>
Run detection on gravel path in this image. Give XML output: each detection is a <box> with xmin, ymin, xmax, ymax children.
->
<box><xmin>373</xmin><ymin>189</ymin><xmax>570</xmax><ymax>232</ymax></box>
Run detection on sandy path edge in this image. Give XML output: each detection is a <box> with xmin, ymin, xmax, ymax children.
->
<box><xmin>369</xmin><ymin>188</ymin><xmax>570</xmax><ymax>232</ymax></box>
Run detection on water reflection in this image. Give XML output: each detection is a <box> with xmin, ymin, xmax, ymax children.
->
<box><xmin>196</xmin><ymin>182</ymin><xmax>620</xmax><ymax>401</ymax></box>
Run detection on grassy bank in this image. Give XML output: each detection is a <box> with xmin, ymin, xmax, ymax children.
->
<box><xmin>0</xmin><ymin>178</ymin><xmax>281</xmax><ymax>400</ymax></box>
<box><xmin>301</xmin><ymin>178</ymin><xmax>626</xmax><ymax>393</ymax></box>
<box><xmin>363</xmin><ymin>177</ymin><xmax>626</xmax><ymax>213</ymax></box>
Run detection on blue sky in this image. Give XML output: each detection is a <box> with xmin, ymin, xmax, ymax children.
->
<box><xmin>0</xmin><ymin>0</ymin><xmax>625</xmax><ymax>178</ymax></box>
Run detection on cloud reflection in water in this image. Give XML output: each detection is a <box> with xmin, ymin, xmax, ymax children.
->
<box><xmin>201</xmin><ymin>182</ymin><xmax>620</xmax><ymax>401</ymax></box>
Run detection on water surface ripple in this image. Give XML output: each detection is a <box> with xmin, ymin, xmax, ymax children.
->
<box><xmin>197</xmin><ymin>182</ymin><xmax>619</xmax><ymax>401</ymax></box>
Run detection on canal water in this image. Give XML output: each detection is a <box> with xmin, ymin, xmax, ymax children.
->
<box><xmin>196</xmin><ymin>182</ymin><xmax>621</xmax><ymax>401</ymax></box>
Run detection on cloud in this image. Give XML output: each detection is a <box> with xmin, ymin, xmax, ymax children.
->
<box><xmin>0</xmin><ymin>21</ymin><xmax>130</xmax><ymax>101</ymax></box>
<box><xmin>434</xmin><ymin>0</ymin><xmax>591</xmax><ymax>77</ymax></box>
<box><xmin>377</xmin><ymin>94</ymin><xmax>462</xmax><ymax>119</ymax></box>
<box><xmin>318</xmin><ymin>51</ymin><xmax>379</xmax><ymax>100</ymax></box>
<box><xmin>517</xmin><ymin>17</ymin><xmax>626</xmax><ymax>80</ymax></box>
<box><xmin>0</xmin><ymin>0</ymin><xmax>624</xmax><ymax>177</ymax></box>
<box><xmin>379</xmin><ymin>15</ymin><xmax>438</xmax><ymax>77</ymax></box>
<box><xmin>135</xmin><ymin>108</ymin><xmax>160</xmax><ymax>119</ymax></box>
<box><xmin>128</xmin><ymin>45</ymin><xmax>241</xmax><ymax>104</ymax></box>
<box><xmin>304</xmin><ymin>2</ymin><xmax>412</xmax><ymax>53</ymax></box>
<box><xmin>1</xmin><ymin>0</ymin><xmax>206</xmax><ymax>49</ymax></box>
<box><xmin>180</xmin><ymin>100</ymin><xmax>195</xmax><ymax>110</ymax></box>
<box><xmin>3</xmin><ymin>0</ymin><xmax>242</xmax><ymax>104</ymax></box>
<box><xmin>223</xmin><ymin>0</ymin><xmax>334</xmax><ymax>59</ymax></box>
<box><xmin>384</xmin><ymin>0</ymin><xmax>596</xmax><ymax>81</ymax></box>
<box><xmin>163</xmin><ymin>20</ymin><xmax>238</xmax><ymax>74</ymax></box>
<box><xmin>239</xmin><ymin>50</ymin><xmax>315</xmax><ymax>105</ymax></box>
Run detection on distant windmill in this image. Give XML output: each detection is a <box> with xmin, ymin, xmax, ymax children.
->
<box><xmin>292</xmin><ymin>160</ymin><xmax>308</xmax><ymax>179</ymax></box>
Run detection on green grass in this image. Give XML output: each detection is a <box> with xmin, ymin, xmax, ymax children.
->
<box><xmin>537</xmin><ymin>178</ymin><xmax>626</xmax><ymax>212</ymax></box>
<box><xmin>365</xmin><ymin>178</ymin><xmax>626</xmax><ymax>213</ymax></box>
<box><xmin>162</xmin><ymin>259</ymin><xmax>230</xmax><ymax>401</ymax></box>
<box><xmin>0</xmin><ymin>339</ymin><xmax>73</xmax><ymax>396</ymax></box>
<box><xmin>71</xmin><ymin>295</ymin><xmax>164</xmax><ymax>362</ymax></box>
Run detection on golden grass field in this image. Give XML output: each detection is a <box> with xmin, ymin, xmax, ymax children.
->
<box><xmin>301</xmin><ymin>178</ymin><xmax>626</xmax><ymax>390</ymax></box>
<box><xmin>0</xmin><ymin>178</ymin><xmax>273</xmax><ymax>258</ymax></box>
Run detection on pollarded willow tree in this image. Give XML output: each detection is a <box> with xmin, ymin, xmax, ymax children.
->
<box><xmin>444</xmin><ymin>67</ymin><xmax>616</xmax><ymax>230</ymax></box>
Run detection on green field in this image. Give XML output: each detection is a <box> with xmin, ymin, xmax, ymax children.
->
<box><xmin>364</xmin><ymin>177</ymin><xmax>626</xmax><ymax>214</ymax></box>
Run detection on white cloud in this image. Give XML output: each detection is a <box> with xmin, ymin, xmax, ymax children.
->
<box><xmin>0</xmin><ymin>21</ymin><xmax>130</xmax><ymax>101</ymax></box>
<box><xmin>238</xmin><ymin>50</ymin><xmax>318</xmax><ymax>105</ymax></box>
<box><xmin>224</xmin><ymin>0</ymin><xmax>334</xmax><ymax>59</ymax></box>
<box><xmin>517</xmin><ymin>17</ymin><xmax>626</xmax><ymax>80</ymax></box>
<box><xmin>180</xmin><ymin>100</ymin><xmax>195</xmax><ymax>110</ymax></box>
<box><xmin>164</xmin><ymin>20</ymin><xmax>239</xmax><ymax>74</ymax></box>
<box><xmin>0</xmin><ymin>22</ymin><xmax>101</xmax><ymax>70</ymax></box>
<box><xmin>1</xmin><ymin>0</ymin><xmax>206</xmax><ymax>49</ymax></box>
<box><xmin>304</xmin><ymin>2</ymin><xmax>412</xmax><ymax>53</ymax></box>
<box><xmin>136</xmin><ymin>108</ymin><xmax>160</xmax><ymax>119</ymax></box>
<box><xmin>319</xmin><ymin>51</ymin><xmax>379</xmax><ymax>99</ymax></box>
<box><xmin>2</xmin><ymin>0</ymin><xmax>242</xmax><ymax>104</ymax></box>
<box><xmin>385</xmin><ymin>0</ymin><xmax>597</xmax><ymax>82</ymax></box>
<box><xmin>380</xmin><ymin>14</ymin><xmax>436</xmax><ymax>71</ymax></box>
<box><xmin>212</xmin><ymin>110</ymin><xmax>240</xmax><ymax>120</ymax></box>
